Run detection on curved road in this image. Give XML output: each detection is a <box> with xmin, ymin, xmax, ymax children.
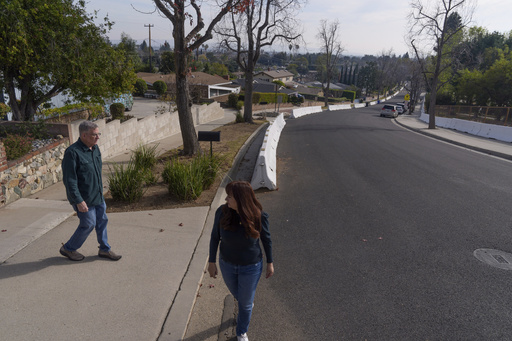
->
<box><xmin>251</xmin><ymin>103</ymin><xmax>512</xmax><ymax>340</ymax></box>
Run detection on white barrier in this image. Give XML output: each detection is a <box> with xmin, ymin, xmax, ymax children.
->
<box><xmin>419</xmin><ymin>111</ymin><xmax>512</xmax><ymax>143</ymax></box>
<box><xmin>354</xmin><ymin>103</ymin><xmax>366</xmax><ymax>109</ymax></box>
<box><xmin>369</xmin><ymin>100</ymin><xmax>379</xmax><ymax>106</ymax></box>
<box><xmin>251</xmin><ymin>114</ymin><xmax>286</xmax><ymax>190</ymax></box>
<box><xmin>328</xmin><ymin>104</ymin><xmax>352</xmax><ymax>111</ymax></box>
<box><xmin>291</xmin><ymin>106</ymin><xmax>322</xmax><ymax>118</ymax></box>
<box><xmin>487</xmin><ymin>125</ymin><xmax>512</xmax><ymax>142</ymax></box>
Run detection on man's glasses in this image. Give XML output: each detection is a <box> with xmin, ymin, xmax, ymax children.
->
<box><xmin>89</xmin><ymin>133</ymin><xmax>101</xmax><ymax>138</ymax></box>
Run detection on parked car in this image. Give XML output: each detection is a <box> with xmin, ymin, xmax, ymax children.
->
<box><xmin>395</xmin><ymin>102</ymin><xmax>407</xmax><ymax>114</ymax></box>
<box><xmin>380</xmin><ymin>104</ymin><xmax>398</xmax><ymax>118</ymax></box>
<box><xmin>103</xmin><ymin>93</ymin><xmax>134</xmax><ymax>115</ymax></box>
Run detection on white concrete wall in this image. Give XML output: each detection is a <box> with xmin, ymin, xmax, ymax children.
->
<box><xmin>70</xmin><ymin>102</ymin><xmax>224</xmax><ymax>159</ymax></box>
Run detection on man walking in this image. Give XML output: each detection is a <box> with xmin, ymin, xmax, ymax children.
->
<box><xmin>59</xmin><ymin>121</ymin><xmax>121</xmax><ymax>261</ymax></box>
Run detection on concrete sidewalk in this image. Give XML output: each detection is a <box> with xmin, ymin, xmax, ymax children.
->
<box><xmin>395</xmin><ymin>112</ymin><xmax>512</xmax><ymax>161</ymax></box>
<box><xmin>1</xmin><ymin>106</ymin><xmax>511</xmax><ymax>341</ymax></box>
<box><xmin>0</xmin><ymin>109</ymin><xmax>258</xmax><ymax>341</ymax></box>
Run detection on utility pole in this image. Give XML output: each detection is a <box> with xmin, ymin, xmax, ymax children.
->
<box><xmin>144</xmin><ymin>24</ymin><xmax>154</xmax><ymax>72</ymax></box>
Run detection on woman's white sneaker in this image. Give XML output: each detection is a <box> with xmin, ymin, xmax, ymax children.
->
<box><xmin>237</xmin><ymin>333</ymin><xmax>249</xmax><ymax>341</ymax></box>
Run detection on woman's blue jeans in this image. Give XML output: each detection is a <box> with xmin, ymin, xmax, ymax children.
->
<box><xmin>219</xmin><ymin>258</ymin><xmax>263</xmax><ymax>336</ymax></box>
<box><xmin>64</xmin><ymin>201</ymin><xmax>111</xmax><ymax>252</ymax></box>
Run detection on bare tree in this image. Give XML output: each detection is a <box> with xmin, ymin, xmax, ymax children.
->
<box><xmin>375</xmin><ymin>49</ymin><xmax>399</xmax><ymax>99</ymax></box>
<box><xmin>317</xmin><ymin>19</ymin><xmax>344</xmax><ymax>108</ymax></box>
<box><xmin>216</xmin><ymin>0</ymin><xmax>304</xmax><ymax>123</ymax></box>
<box><xmin>408</xmin><ymin>0</ymin><xmax>475</xmax><ymax>129</ymax></box>
<box><xmin>404</xmin><ymin>57</ymin><xmax>425</xmax><ymax>113</ymax></box>
<box><xmin>153</xmin><ymin>0</ymin><xmax>247</xmax><ymax>155</ymax></box>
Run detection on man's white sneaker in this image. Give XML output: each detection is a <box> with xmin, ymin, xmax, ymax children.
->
<box><xmin>237</xmin><ymin>333</ymin><xmax>249</xmax><ymax>341</ymax></box>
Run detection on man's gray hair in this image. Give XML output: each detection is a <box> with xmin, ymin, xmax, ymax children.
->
<box><xmin>79</xmin><ymin>121</ymin><xmax>98</xmax><ymax>135</ymax></box>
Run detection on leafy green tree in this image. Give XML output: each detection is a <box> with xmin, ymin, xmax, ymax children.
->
<box><xmin>453</xmin><ymin>68</ymin><xmax>484</xmax><ymax>104</ymax></box>
<box><xmin>210</xmin><ymin>62</ymin><xmax>229</xmax><ymax>77</ymax></box>
<box><xmin>160</xmin><ymin>51</ymin><xmax>176</xmax><ymax>74</ymax></box>
<box><xmin>116</xmin><ymin>33</ymin><xmax>144</xmax><ymax>72</ymax></box>
<box><xmin>358</xmin><ymin>62</ymin><xmax>378</xmax><ymax>96</ymax></box>
<box><xmin>160</xmin><ymin>41</ymin><xmax>172</xmax><ymax>51</ymax></box>
<box><xmin>482</xmin><ymin>56</ymin><xmax>512</xmax><ymax>106</ymax></box>
<box><xmin>134</xmin><ymin>79</ymin><xmax>148</xmax><ymax>96</ymax></box>
<box><xmin>0</xmin><ymin>0</ymin><xmax>136</xmax><ymax>121</ymax></box>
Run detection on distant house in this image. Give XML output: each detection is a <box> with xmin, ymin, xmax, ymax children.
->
<box><xmin>254</xmin><ymin>70</ymin><xmax>295</xmax><ymax>84</ymax></box>
<box><xmin>233</xmin><ymin>79</ymin><xmax>296</xmax><ymax>95</ymax></box>
<box><xmin>136</xmin><ymin>72</ymin><xmax>241</xmax><ymax>101</ymax></box>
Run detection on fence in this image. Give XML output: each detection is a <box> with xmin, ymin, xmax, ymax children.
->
<box><xmin>435</xmin><ymin>105</ymin><xmax>512</xmax><ymax>126</ymax></box>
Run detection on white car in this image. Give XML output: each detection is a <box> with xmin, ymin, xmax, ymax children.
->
<box><xmin>395</xmin><ymin>103</ymin><xmax>407</xmax><ymax>114</ymax></box>
<box><xmin>380</xmin><ymin>104</ymin><xmax>398</xmax><ymax>118</ymax></box>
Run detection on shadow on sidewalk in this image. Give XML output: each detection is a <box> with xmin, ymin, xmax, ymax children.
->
<box><xmin>182</xmin><ymin>317</ymin><xmax>236</xmax><ymax>341</ymax></box>
<box><xmin>0</xmin><ymin>256</ymin><xmax>103</xmax><ymax>280</ymax></box>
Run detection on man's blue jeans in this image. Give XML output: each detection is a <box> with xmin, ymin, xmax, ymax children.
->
<box><xmin>219</xmin><ymin>258</ymin><xmax>263</xmax><ymax>336</ymax></box>
<box><xmin>64</xmin><ymin>201</ymin><xmax>111</xmax><ymax>252</ymax></box>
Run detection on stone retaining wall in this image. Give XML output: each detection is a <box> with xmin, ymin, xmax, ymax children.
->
<box><xmin>0</xmin><ymin>139</ymin><xmax>69</xmax><ymax>207</ymax></box>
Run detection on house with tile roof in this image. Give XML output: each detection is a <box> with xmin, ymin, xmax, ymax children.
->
<box><xmin>254</xmin><ymin>70</ymin><xmax>295</xmax><ymax>84</ymax></box>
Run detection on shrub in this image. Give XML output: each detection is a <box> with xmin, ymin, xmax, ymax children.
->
<box><xmin>0</xmin><ymin>103</ymin><xmax>10</xmax><ymax>119</ymax></box>
<box><xmin>132</xmin><ymin>144</ymin><xmax>158</xmax><ymax>171</ymax></box>
<box><xmin>252</xmin><ymin>92</ymin><xmax>261</xmax><ymax>104</ymax></box>
<box><xmin>228</xmin><ymin>93</ymin><xmax>239</xmax><ymax>108</ymax></box>
<box><xmin>153</xmin><ymin>80</ymin><xmax>168</xmax><ymax>96</ymax></box>
<box><xmin>162</xmin><ymin>153</ymin><xmax>222</xmax><ymax>201</ymax></box>
<box><xmin>289</xmin><ymin>95</ymin><xmax>304</xmax><ymax>105</ymax></box>
<box><xmin>110</xmin><ymin>103</ymin><xmax>125</xmax><ymax>120</ymax></box>
<box><xmin>108</xmin><ymin>162</ymin><xmax>146</xmax><ymax>203</ymax></box>
<box><xmin>341</xmin><ymin>90</ymin><xmax>356</xmax><ymax>102</ymax></box>
<box><xmin>2</xmin><ymin>133</ymin><xmax>34</xmax><ymax>160</ymax></box>
<box><xmin>235</xmin><ymin>112</ymin><xmax>244</xmax><ymax>123</ymax></box>
<box><xmin>134</xmin><ymin>78</ymin><xmax>148</xmax><ymax>96</ymax></box>
<box><xmin>236</xmin><ymin>100</ymin><xmax>244</xmax><ymax>112</ymax></box>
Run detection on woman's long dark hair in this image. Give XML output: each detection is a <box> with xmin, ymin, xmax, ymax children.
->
<box><xmin>221</xmin><ymin>181</ymin><xmax>262</xmax><ymax>239</ymax></box>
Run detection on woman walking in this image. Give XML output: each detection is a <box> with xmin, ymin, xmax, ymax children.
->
<box><xmin>208</xmin><ymin>181</ymin><xmax>274</xmax><ymax>341</ymax></box>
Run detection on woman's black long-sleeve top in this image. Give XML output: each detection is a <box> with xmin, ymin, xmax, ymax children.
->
<box><xmin>209</xmin><ymin>205</ymin><xmax>273</xmax><ymax>266</ymax></box>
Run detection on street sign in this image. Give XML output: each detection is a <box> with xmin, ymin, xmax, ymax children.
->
<box><xmin>404</xmin><ymin>94</ymin><xmax>410</xmax><ymax>101</ymax></box>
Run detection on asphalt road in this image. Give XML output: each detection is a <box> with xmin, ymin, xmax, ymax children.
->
<box><xmin>249</xmin><ymin>105</ymin><xmax>512</xmax><ymax>340</ymax></box>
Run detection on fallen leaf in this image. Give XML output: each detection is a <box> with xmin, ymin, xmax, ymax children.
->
<box><xmin>378</xmin><ymin>237</ymin><xmax>383</xmax><ymax>240</ymax></box>
<box><xmin>179</xmin><ymin>223</ymin><xmax>183</xmax><ymax>226</ymax></box>
<box><xmin>159</xmin><ymin>229</ymin><xmax>164</xmax><ymax>232</ymax></box>
<box><xmin>1</xmin><ymin>230</ymin><xmax>7</xmax><ymax>232</ymax></box>
<box><xmin>148</xmin><ymin>213</ymin><xmax>153</xmax><ymax>216</ymax></box>
<box><xmin>209</xmin><ymin>284</ymin><xmax>215</xmax><ymax>288</ymax></box>
<box><xmin>362</xmin><ymin>239</ymin><xmax>367</xmax><ymax>242</ymax></box>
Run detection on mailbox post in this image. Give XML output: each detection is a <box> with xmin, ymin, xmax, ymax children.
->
<box><xmin>197</xmin><ymin>131</ymin><xmax>221</xmax><ymax>157</ymax></box>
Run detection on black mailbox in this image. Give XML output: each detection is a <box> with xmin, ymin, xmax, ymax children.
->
<box><xmin>198</xmin><ymin>131</ymin><xmax>220</xmax><ymax>141</ymax></box>
<box><xmin>198</xmin><ymin>131</ymin><xmax>220</xmax><ymax>156</ymax></box>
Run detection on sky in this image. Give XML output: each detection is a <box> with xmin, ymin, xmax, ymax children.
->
<box><xmin>85</xmin><ymin>0</ymin><xmax>512</xmax><ymax>57</ymax></box>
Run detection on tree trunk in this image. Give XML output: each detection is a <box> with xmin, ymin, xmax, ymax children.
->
<box><xmin>244</xmin><ymin>71</ymin><xmax>254</xmax><ymax>123</ymax></box>
<box><xmin>174</xmin><ymin>19</ymin><xmax>200</xmax><ymax>155</ymax></box>
<box><xmin>428</xmin><ymin>83</ymin><xmax>438</xmax><ymax>129</ymax></box>
<box><xmin>323</xmin><ymin>85</ymin><xmax>329</xmax><ymax>108</ymax></box>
